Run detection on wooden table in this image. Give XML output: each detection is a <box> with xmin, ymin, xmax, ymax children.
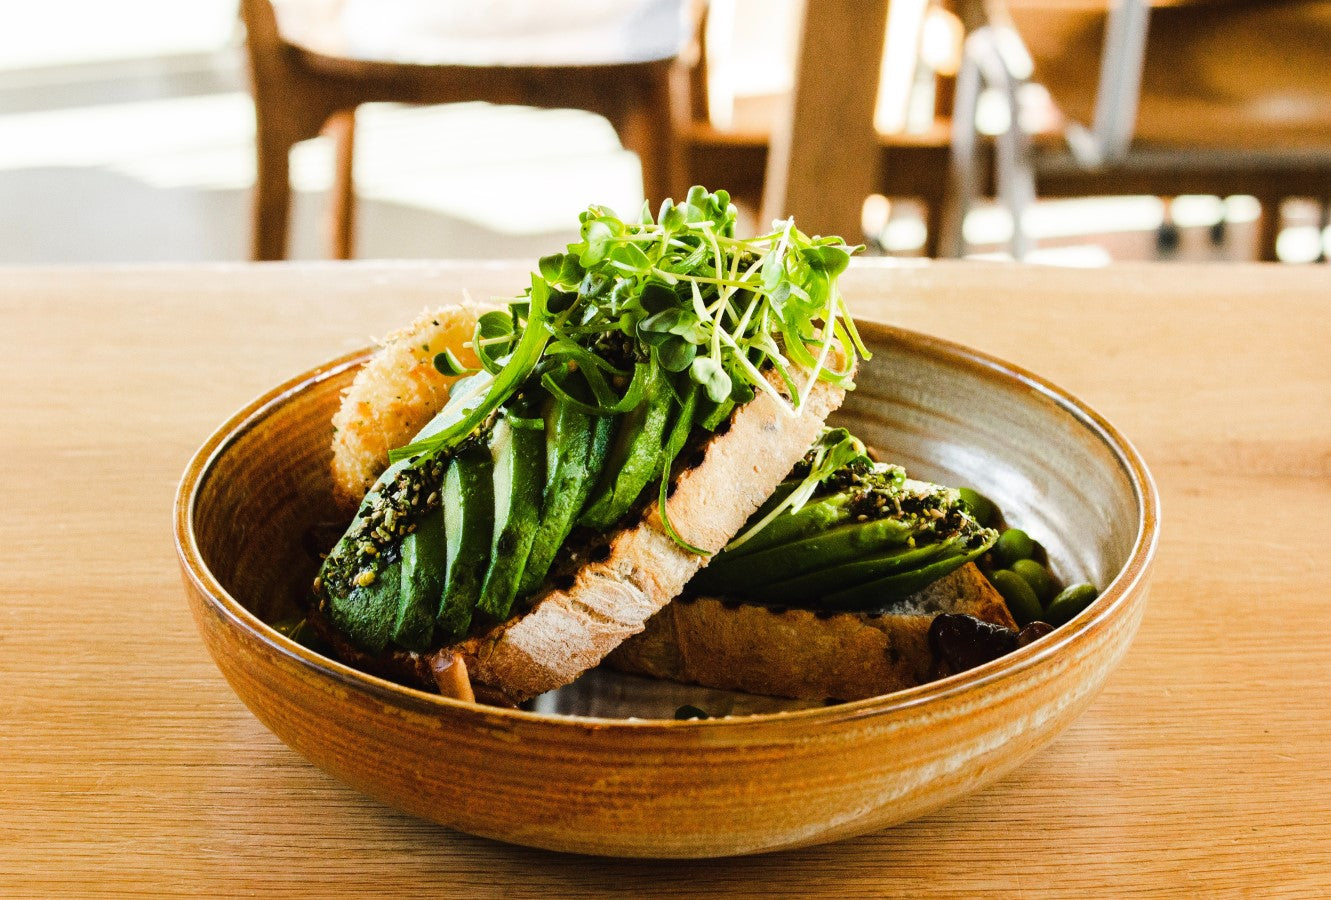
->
<box><xmin>3</xmin><ymin>260</ymin><xmax>1328</xmax><ymax>895</ymax></box>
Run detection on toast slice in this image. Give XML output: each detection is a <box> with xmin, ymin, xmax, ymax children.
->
<box><xmin>312</xmin><ymin>372</ymin><xmax>848</xmax><ymax>706</ymax></box>
<box><xmin>606</xmin><ymin>562</ymin><xmax>1015</xmax><ymax>702</ymax></box>
<box><xmin>452</xmin><ymin>374</ymin><xmax>847</xmax><ymax>705</ymax></box>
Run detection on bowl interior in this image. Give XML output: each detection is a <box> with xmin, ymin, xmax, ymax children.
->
<box><xmin>837</xmin><ymin>329</ymin><xmax>1140</xmax><ymax>594</ymax></box>
<box><xmin>188</xmin><ymin>323</ymin><xmax>1149</xmax><ymax>719</ymax></box>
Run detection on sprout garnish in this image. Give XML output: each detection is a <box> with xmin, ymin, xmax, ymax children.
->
<box><xmin>387</xmin><ymin>186</ymin><xmax>867</xmax><ymax>552</ymax></box>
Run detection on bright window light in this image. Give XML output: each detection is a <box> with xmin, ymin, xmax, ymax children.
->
<box><xmin>1224</xmin><ymin>195</ymin><xmax>1262</xmax><ymax>224</ymax></box>
<box><xmin>881</xmin><ymin>217</ymin><xmax>927</xmax><ymax>253</ymax></box>
<box><xmin>1170</xmin><ymin>195</ymin><xmax>1225</xmax><ymax>228</ymax></box>
<box><xmin>1277</xmin><ymin>226</ymin><xmax>1322</xmax><ymax>264</ymax></box>
<box><xmin>0</xmin><ymin>0</ymin><xmax>237</xmax><ymax>71</ymax></box>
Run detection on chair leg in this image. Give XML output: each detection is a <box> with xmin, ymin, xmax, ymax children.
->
<box><xmin>921</xmin><ymin>192</ymin><xmax>945</xmax><ymax>259</ymax></box>
<box><xmin>252</xmin><ymin>125</ymin><xmax>296</xmax><ymax>261</ymax></box>
<box><xmin>939</xmin><ymin>35</ymin><xmax>985</xmax><ymax>258</ymax></box>
<box><xmin>994</xmin><ymin>113</ymin><xmax>1036</xmax><ymax>260</ymax></box>
<box><xmin>242</xmin><ymin>0</ymin><xmax>358</xmax><ymax>260</ymax></box>
<box><xmin>1256</xmin><ymin>195</ymin><xmax>1284</xmax><ymax>262</ymax></box>
<box><xmin>1155</xmin><ymin>196</ymin><xmax>1180</xmax><ymax>256</ymax></box>
<box><xmin>612</xmin><ymin>64</ymin><xmax>678</xmax><ymax>208</ymax></box>
<box><xmin>325</xmin><ymin>109</ymin><xmax>357</xmax><ymax>260</ymax></box>
<box><xmin>1316</xmin><ymin>198</ymin><xmax>1329</xmax><ymax>263</ymax></box>
<box><xmin>984</xmin><ymin>36</ymin><xmax>1039</xmax><ymax>261</ymax></box>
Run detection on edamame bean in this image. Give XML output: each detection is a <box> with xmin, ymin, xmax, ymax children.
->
<box><xmin>957</xmin><ymin>487</ymin><xmax>999</xmax><ymax>528</ymax></box>
<box><xmin>1046</xmin><ymin>582</ymin><xmax>1099</xmax><ymax>625</ymax></box>
<box><xmin>989</xmin><ymin>569</ymin><xmax>1043</xmax><ymax>626</ymax></box>
<box><xmin>995</xmin><ymin>527</ymin><xmax>1035</xmax><ymax>566</ymax></box>
<box><xmin>1011</xmin><ymin>558</ymin><xmax>1057</xmax><ymax>605</ymax></box>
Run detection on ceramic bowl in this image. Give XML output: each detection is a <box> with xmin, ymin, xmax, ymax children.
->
<box><xmin>175</xmin><ymin>320</ymin><xmax>1158</xmax><ymax>858</ymax></box>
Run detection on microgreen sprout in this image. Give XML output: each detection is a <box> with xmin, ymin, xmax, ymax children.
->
<box><xmin>386</xmin><ymin>186</ymin><xmax>867</xmax><ymax>552</ymax></box>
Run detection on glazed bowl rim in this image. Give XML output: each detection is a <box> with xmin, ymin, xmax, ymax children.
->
<box><xmin>175</xmin><ymin>318</ymin><xmax>1159</xmax><ymax>731</ymax></box>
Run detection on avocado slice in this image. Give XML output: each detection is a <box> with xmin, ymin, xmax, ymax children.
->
<box><xmin>750</xmin><ymin>535</ymin><xmax>976</xmax><ymax>605</ymax></box>
<box><xmin>327</xmin><ymin>554</ymin><xmax>403</xmax><ymax>655</ymax></box>
<box><xmin>438</xmin><ymin>446</ymin><xmax>494</xmax><ymax>642</ymax></box>
<box><xmin>320</xmin><ymin>373</ymin><xmax>496</xmax><ymax>650</ymax></box>
<box><xmin>518</xmin><ymin>398</ymin><xmax>615</xmax><ymax>596</ymax></box>
<box><xmin>477</xmin><ymin>411</ymin><xmax>547</xmax><ymax>620</ymax></box>
<box><xmin>719</xmin><ymin>494</ymin><xmax>853</xmax><ymax>559</ymax></box>
<box><xmin>393</xmin><ymin>505</ymin><xmax>445</xmax><ymax>651</ymax></box>
<box><xmin>817</xmin><ymin>541</ymin><xmax>994</xmax><ymax>610</ymax></box>
<box><xmin>692</xmin><ymin>515</ymin><xmax>919</xmax><ymax>595</ymax></box>
<box><xmin>578</xmin><ymin>364</ymin><xmax>673</xmax><ymax>530</ymax></box>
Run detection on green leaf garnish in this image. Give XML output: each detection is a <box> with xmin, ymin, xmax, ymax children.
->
<box><xmin>385</xmin><ymin>188</ymin><xmax>869</xmax><ymax>553</ymax></box>
<box><xmin>432</xmin><ymin>348</ymin><xmax>473</xmax><ymax>377</ymax></box>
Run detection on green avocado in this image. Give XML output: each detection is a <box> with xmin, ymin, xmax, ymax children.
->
<box><xmin>578</xmin><ymin>364</ymin><xmax>673</xmax><ymax>530</ymax></box>
<box><xmin>692</xmin><ymin>515</ymin><xmax>918</xmax><ymax>595</ymax></box>
<box><xmin>437</xmin><ymin>447</ymin><xmax>494</xmax><ymax>642</ymax></box>
<box><xmin>719</xmin><ymin>493</ymin><xmax>853</xmax><ymax>559</ymax></box>
<box><xmin>393</xmin><ymin>505</ymin><xmax>445</xmax><ymax>651</ymax></box>
<box><xmin>518</xmin><ymin>397</ymin><xmax>615</xmax><ymax>596</ymax></box>
<box><xmin>818</xmin><ymin>545</ymin><xmax>992</xmax><ymax>609</ymax></box>
<box><xmin>477</xmin><ymin>412</ymin><xmax>547</xmax><ymax>620</ymax></box>
<box><xmin>735</xmin><ymin>539</ymin><xmax>958</xmax><ymax>605</ymax></box>
<box><xmin>327</xmin><ymin>555</ymin><xmax>403</xmax><ymax>655</ymax></box>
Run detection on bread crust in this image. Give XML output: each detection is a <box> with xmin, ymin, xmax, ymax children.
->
<box><xmin>606</xmin><ymin>563</ymin><xmax>1016</xmax><ymax>701</ymax></box>
<box><xmin>452</xmin><ymin>376</ymin><xmax>848</xmax><ymax>705</ymax></box>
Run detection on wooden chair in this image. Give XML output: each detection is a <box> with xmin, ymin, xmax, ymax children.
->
<box><xmin>942</xmin><ymin>0</ymin><xmax>1331</xmax><ymax>260</ymax></box>
<box><xmin>241</xmin><ymin>0</ymin><xmax>682</xmax><ymax>260</ymax></box>
<box><xmin>670</xmin><ymin>0</ymin><xmax>958</xmax><ymax>252</ymax></box>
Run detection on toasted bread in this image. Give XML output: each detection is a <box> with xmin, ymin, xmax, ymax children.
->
<box><xmin>313</xmin><ymin>371</ymin><xmax>849</xmax><ymax>706</ymax></box>
<box><xmin>453</xmin><ymin>374</ymin><xmax>847</xmax><ymax>705</ymax></box>
<box><xmin>606</xmin><ymin>562</ymin><xmax>1015</xmax><ymax>701</ymax></box>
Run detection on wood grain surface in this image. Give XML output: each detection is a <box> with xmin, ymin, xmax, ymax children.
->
<box><xmin>2</xmin><ymin>259</ymin><xmax>1329</xmax><ymax>896</ymax></box>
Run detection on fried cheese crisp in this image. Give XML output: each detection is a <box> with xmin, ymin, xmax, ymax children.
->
<box><xmin>331</xmin><ymin>305</ymin><xmax>481</xmax><ymax>512</ymax></box>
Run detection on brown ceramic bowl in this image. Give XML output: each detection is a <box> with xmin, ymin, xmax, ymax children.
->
<box><xmin>175</xmin><ymin>320</ymin><xmax>1158</xmax><ymax>858</ymax></box>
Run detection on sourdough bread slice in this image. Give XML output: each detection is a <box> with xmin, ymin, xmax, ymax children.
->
<box><xmin>605</xmin><ymin>562</ymin><xmax>1015</xmax><ymax>701</ymax></box>
<box><xmin>451</xmin><ymin>376</ymin><xmax>847</xmax><ymax>705</ymax></box>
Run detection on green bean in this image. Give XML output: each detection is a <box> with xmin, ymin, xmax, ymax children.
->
<box><xmin>1045</xmin><ymin>582</ymin><xmax>1099</xmax><ymax>625</ymax></box>
<box><xmin>995</xmin><ymin>527</ymin><xmax>1035</xmax><ymax>566</ymax></box>
<box><xmin>989</xmin><ymin>568</ymin><xmax>1043</xmax><ymax>626</ymax></box>
<box><xmin>1011</xmin><ymin>558</ymin><xmax>1057</xmax><ymax>605</ymax></box>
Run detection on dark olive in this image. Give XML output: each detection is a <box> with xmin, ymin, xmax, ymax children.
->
<box><xmin>928</xmin><ymin>613</ymin><xmax>1018</xmax><ymax>675</ymax></box>
<box><xmin>1016</xmin><ymin>620</ymin><xmax>1055</xmax><ymax>647</ymax></box>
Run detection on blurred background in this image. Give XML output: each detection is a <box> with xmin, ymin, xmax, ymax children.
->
<box><xmin>4</xmin><ymin>0</ymin><xmax>1329</xmax><ymax>266</ymax></box>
